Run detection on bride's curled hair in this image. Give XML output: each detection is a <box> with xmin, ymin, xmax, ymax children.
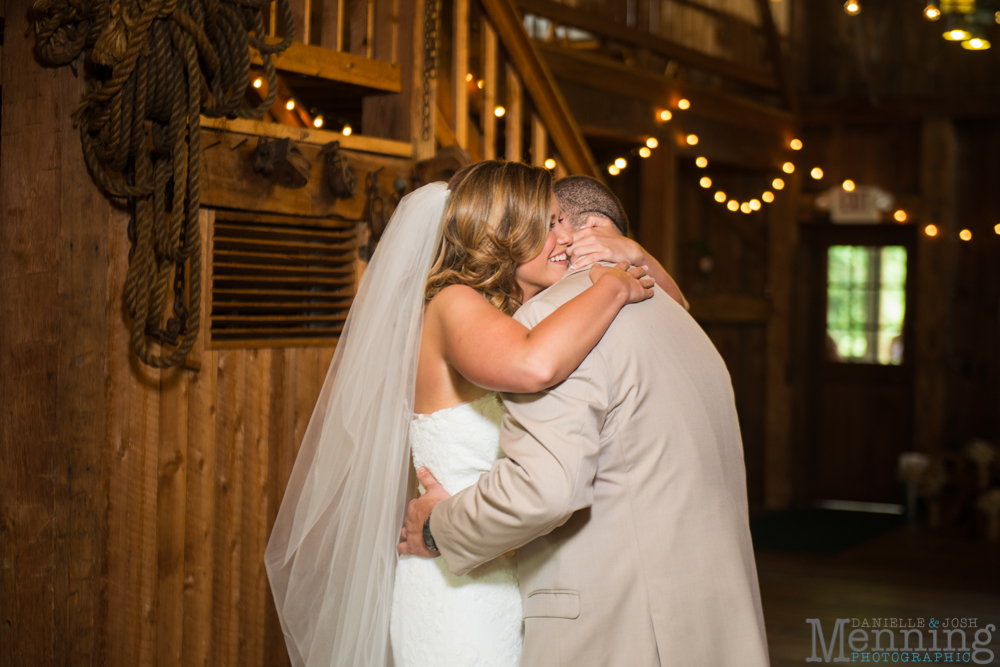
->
<box><xmin>425</xmin><ymin>160</ymin><xmax>553</xmax><ymax>315</ymax></box>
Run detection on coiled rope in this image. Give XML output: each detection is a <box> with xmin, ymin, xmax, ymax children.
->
<box><xmin>31</xmin><ymin>0</ymin><xmax>293</xmax><ymax>367</ymax></box>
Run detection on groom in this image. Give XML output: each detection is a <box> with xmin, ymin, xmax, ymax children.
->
<box><xmin>399</xmin><ymin>176</ymin><xmax>770</xmax><ymax>666</ymax></box>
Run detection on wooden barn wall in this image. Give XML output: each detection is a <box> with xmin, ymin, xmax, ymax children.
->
<box><xmin>0</xmin><ymin>11</ymin><xmax>334</xmax><ymax>665</ymax></box>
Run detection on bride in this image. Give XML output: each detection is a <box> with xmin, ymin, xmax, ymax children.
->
<box><xmin>265</xmin><ymin>160</ymin><xmax>660</xmax><ymax>667</ymax></box>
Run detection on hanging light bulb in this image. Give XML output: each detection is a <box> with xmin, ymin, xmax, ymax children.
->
<box><xmin>286</xmin><ymin>100</ymin><xmax>296</xmax><ymax>110</ymax></box>
<box><xmin>790</xmin><ymin>138</ymin><xmax>803</xmax><ymax>150</ymax></box>
<box><xmin>811</xmin><ymin>167</ymin><xmax>824</xmax><ymax>180</ymax></box>
<box><xmin>700</xmin><ymin>177</ymin><xmax>712</xmax><ymax>188</ymax></box>
<box><xmin>740</xmin><ymin>202</ymin><xmax>752</xmax><ymax>214</ymax></box>
<box><xmin>772</xmin><ymin>178</ymin><xmax>786</xmax><ymax>190</ymax></box>
<box><xmin>749</xmin><ymin>199</ymin><xmax>762</xmax><ymax>211</ymax></box>
<box><xmin>925</xmin><ymin>224</ymin><xmax>938</xmax><ymax>237</ymax></box>
<box><xmin>782</xmin><ymin>162</ymin><xmax>795</xmax><ymax>174</ymax></box>
<box><xmin>844</xmin><ymin>0</ymin><xmax>861</xmax><ymax>16</ymax></box>
<box><xmin>639</xmin><ymin>147</ymin><xmax>652</xmax><ymax>158</ymax></box>
<box><xmin>962</xmin><ymin>37</ymin><xmax>991</xmax><ymax>50</ymax></box>
<box><xmin>494</xmin><ymin>106</ymin><xmax>506</xmax><ymax>117</ymax></box>
<box><xmin>678</xmin><ymin>99</ymin><xmax>691</xmax><ymax>110</ymax></box>
<box><xmin>544</xmin><ymin>158</ymin><xmax>556</xmax><ymax>170</ymax></box>
<box><xmin>924</xmin><ymin>3</ymin><xmax>941</xmax><ymax>20</ymax></box>
<box><xmin>695</xmin><ymin>157</ymin><xmax>708</xmax><ymax>168</ymax></box>
<box><xmin>715</xmin><ymin>191</ymin><xmax>727</xmax><ymax>203</ymax></box>
<box><xmin>959</xmin><ymin>229</ymin><xmax>972</xmax><ymax>241</ymax></box>
<box><xmin>944</xmin><ymin>28</ymin><xmax>971</xmax><ymax>41</ymax></box>
<box><xmin>608</xmin><ymin>164</ymin><xmax>621</xmax><ymax>176</ymax></box>
<box><xmin>253</xmin><ymin>77</ymin><xmax>263</xmax><ymax>89</ymax></box>
<box><xmin>727</xmin><ymin>200</ymin><xmax>739</xmax><ymax>211</ymax></box>
<box><xmin>313</xmin><ymin>116</ymin><xmax>324</xmax><ymax>128</ymax></box>
<box><xmin>615</xmin><ymin>158</ymin><xmax>627</xmax><ymax>169</ymax></box>
<box><xmin>477</xmin><ymin>80</ymin><xmax>484</xmax><ymax>89</ymax></box>
<box><xmin>342</xmin><ymin>124</ymin><xmax>353</xmax><ymax>136</ymax></box>
<box><xmin>466</xmin><ymin>73</ymin><xmax>474</xmax><ymax>82</ymax></box>
<box><xmin>659</xmin><ymin>110</ymin><xmax>673</xmax><ymax>122</ymax></box>
<box><xmin>762</xmin><ymin>191</ymin><xmax>775</xmax><ymax>203</ymax></box>
<box><xmin>894</xmin><ymin>210</ymin><xmax>908</xmax><ymax>222</ymax></box>
<box><xmin>686</xmin><ymin>134</ymin><xmax>699</xmax><ymax>146</ymax></box>
<box><xmin>995</xmin><ymin>222</ymin><xmax>1000</xmax><ymax>235</ymax></box>
<box><xmin>646</xmin><ymin>137</ymin><xmax>659</xmax><ymax>149</ymax></box>
<box><xmin>843</xmin><ymin>179</ymin><xmax>856</xmax><ymax>192</ymax></box>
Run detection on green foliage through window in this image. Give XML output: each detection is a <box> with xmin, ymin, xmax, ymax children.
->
<box><xmin>826</xmin><ymin>245</ymin><xmax>907</xmax><ymax>365</ymax></box>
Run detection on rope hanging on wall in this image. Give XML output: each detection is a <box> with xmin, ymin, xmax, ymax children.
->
<box><xmin>31</xmin><ymin>0</ymin><xmax>294</xmax><ymax>368</ymax></box>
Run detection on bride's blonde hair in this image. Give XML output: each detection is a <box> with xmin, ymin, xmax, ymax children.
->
<box><xmin>425</xmin><ymin>160</ymin><xmax>553</xmax><ymax>315</ymax></box>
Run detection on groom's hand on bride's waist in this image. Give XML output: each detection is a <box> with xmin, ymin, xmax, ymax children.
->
<box><xmin>397</xmin><ymin>467</ymin><xmax>450</xmax><ymax>558</ymax></box>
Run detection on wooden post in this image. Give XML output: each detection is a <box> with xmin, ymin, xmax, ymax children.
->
<box><xmin>763</xmin><ymin>168</ymin><xmax>802</xmax><ymax>510</ymax></box>
<box><xmin>452</xmin><ymin>0</ymin><xmax>469</xmax><ymax>150</ymax></box>
<box><xmin>290</xmin><ymin>0</ymin><xmax>311</xmax><ymax>43</ymax></box>
<box><xmin>320</xmin><ymin>0</ymin><xmax>345</xmax><ymax>50</ymax></box>
<box><xmin>482</xmin><ymin>19</ymin><xmax>498</xmax><ymax>160</ymax></box>
<box><xmin>914</xmin><ymin>118</ymin><xmax>956</xmax><ymax>454</ymax></box>
<box><xmin>505</xmin><ymin>64</ymin><xmax>523</xmax><ymax>162</ymax></box>
<box><xmin>638</xmin><ymin>137</ymin><xmax>678</xmax><ymax>274</ymax></box>
<box><xmin>531</xmin><ymin>114</ymin><xmax>547</xmax><ymax>167</ymax></box>
<box><xmin>413</xmin><ymin>0</ymin><xmax>437</xmax><ymax>160</ymax></box>
<box><xmin>363</xmin><ymin>0</ymin><xmax>415</xmax><ymax>141</ymax></box>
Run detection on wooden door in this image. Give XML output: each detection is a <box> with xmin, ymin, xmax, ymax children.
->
<box><xmin>796</xmin><ymin>223</ymin><xmax>918</xmax><ymax>504</ymax></box>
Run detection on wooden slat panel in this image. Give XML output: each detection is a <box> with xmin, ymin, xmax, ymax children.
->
<box><xmin>291</xmin><ymin>0</ymin><xmax>312</xmax><ymax>43</ymax></box>
<box><xmin>201</xmin><ymin>117</ymin><xmax>412</xmax><ymax>157</ymax></box>
<box><xmin>213</xmin><ymin>314</ymin><xmax>350</xmax><ymax>324</ymax></box>
<box><xmin>320</xmin><ymin>0</ymin><xmax>345</xmax><ymax>50</ymax></box>
<box><xmin>250</xmin><ymin>41</ymin><xmax>403</xmax><ymax>92</ymax></box>
<box><xmin>213</xmin><ymin>262</ymin><xmax>355</xmax><ymax>277</ymax></box>
<box><xmin>213</xmin><ymin>237</ymin><xmax>356</xmax><ymax>256</ymax></box>
<box><xmin>506</xmin><ymin>64</ymin><xmax>523</xmax><ymax>162</ymax></box>
<box><xmin>482</xmin><ymin>19</ymin><xmax>498</xmax><ymax>160</ymax></box>
<box><xmin>212</xmin><ymin>300</ymin><xmax>354</xmax><ymax>312</ymax></box>
<box><xmin>531</xmin><ymin>114</ymin><xmax>547</xmax><ymax>167</ymax></box>
<box><xmin>212</xmin><ymin>325</ymin><xmax>346</xmax><ymax>337</ymax></box>
<box><xmin>453</xmin><ymin>0</ymin><xmax>469</xmax><ymax>150</ymax></box>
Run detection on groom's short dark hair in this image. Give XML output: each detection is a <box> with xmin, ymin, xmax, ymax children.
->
<box><xmin>554</xmin><ymin>176</ymin><xmax>629</xmax><ymax>237</ymax></box>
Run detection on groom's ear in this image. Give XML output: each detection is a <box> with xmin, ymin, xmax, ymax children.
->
<box><xmin>583</xmin><ymin>215</ymin><xmax>621</xmax><ymax>235</ymax></box>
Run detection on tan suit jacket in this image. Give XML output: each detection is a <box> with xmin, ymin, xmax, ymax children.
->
<box><xmin>430</xmin><ymin>267</ymin><xmax>770</xmax><ymax>667</ymax></box>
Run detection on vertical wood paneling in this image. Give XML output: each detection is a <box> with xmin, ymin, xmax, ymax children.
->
<box><xmin>452</xmin><ymin>0</ymin><xmax>469</xmax><ymax>149</ymax></box>
<box><xmin>290</xmin><ymin>0</ymin><xmax>311</xmax><ymax>43</ymax></box>
<box><xmin>505</xmin><ymin>65</ymin><xmax>523</xmax><ymax>162</ymax></box>
<box><xmin>321</xmin><ymin>0</ymin><xmax>345</xmax><ymax>50</ymax></box>
<box><xmin>639</xmin><ymin>135</ymin><xmax>678</xmax><ymax>275</ymax></box>
<box><xmin>530</xmin><ymin>114</ymin><xmax>547</xmax><ymax>167</ymax></box>
<box><xmin>482</xmin><ymin>20</ymin><xmax>498</xmax><ymax>160</ymax></box>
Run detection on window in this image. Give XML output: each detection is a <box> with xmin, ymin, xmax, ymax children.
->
<box><xmin>826</xmin><ymin>245</ymin><xmax>907</xmax><ymax>365</ymax></box>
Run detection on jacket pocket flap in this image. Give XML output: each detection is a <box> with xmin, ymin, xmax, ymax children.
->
<box><xmin>523</xmin><ymin>590</ymin><xmax>580</xmax><ymax>619</ymax></box>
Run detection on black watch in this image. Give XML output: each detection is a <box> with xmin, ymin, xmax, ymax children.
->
<box><xmin>422</xmin><ymin>515</ymin><xmax>439</xmax><ymax>552</ymax></box>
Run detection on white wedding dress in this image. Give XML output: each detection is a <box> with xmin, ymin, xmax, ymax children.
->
<box><xmin>390</xmin><ymin>392</ymin><xmax>523</xmax><ymax>667</ymax></box>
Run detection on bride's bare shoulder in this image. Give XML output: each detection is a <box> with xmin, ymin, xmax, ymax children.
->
<box><xmin>427</xmin><ymin>284</ymin><xmax>487</xmax><ymax>310</ymax></box>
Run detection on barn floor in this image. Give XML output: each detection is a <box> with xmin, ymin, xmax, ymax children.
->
<box><xmin>756</xmin><ymin>524</ymin><xmax>1000</xmax><ymax>665</ymax></box>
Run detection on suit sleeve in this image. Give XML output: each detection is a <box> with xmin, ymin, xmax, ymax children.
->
<box><xmin>430</xmin><ymin>341</ymin><xmax>610</xmax><ymax>576</ymax></box>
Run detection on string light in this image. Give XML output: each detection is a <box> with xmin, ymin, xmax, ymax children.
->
<box><xmin>678</xmin><ymin>99</ymin><xmax>691</xmax><ymax>110</ymax></box>
<box><xmin>715</xmin><ymin>191</ymin><xmax>727</xmax><ymax>202</ymax></box>
<box><xmin>962</xmin><ymin>37</ymin><xmax>991</xmax><ymax>50</ymax></box>
<box><xmin>996</xmin><ymin>10</ymin><xmax>1000</xmax><ymax>24</ymax></box>
<box><xmin>253</xmin><ymin>78</ymin><xmax>263</xmax><ymax>89</ymax></box>
<box><xmin>749</xmin><ymin>199</ymin><xmax>761</xmax><ymax>211</ymax></box>
<box><xmin>494</xmin><ymin>106</ymin><xmax>506</xmax><ymax>117</ymax></box>
<box><xmin>313</xmin><ymin>116</ymin><xmax>324</xmax><ymax>128</ymax></box>
<box><xmin>844</xmin><ymin>0</ymin><xmax>861</xmax><ymax>15</ymax></box>
<box><xmin>790</xmin><ymin>138</ymin><xmax>803</xmax><ymax>150</ymax></box>
<box><xmin>286</xmin><ymin>100</ymin><xmax>296</xmax><ymax>110</ymax></box>
<box><xmin>924</xmin><ymin>4</ymin><xmax>941</xmax><ymax>20</ymax></box>
<box><xmin>960</xmin><ymin>229</ymin><xmax>972</xmax><ymax>241</ymax></box>
<box><xmin>466</xmin><ymin>73</ymin><xmax>474</xmax><ymax>82</ymax></box>
<box><xmin>639</xmin><ymin>147</ymin><xmax>652</xmax><ymax>158</ymax></box>
<box><xmin>944</xmin><ymin>28</ymin><xmax>970</xmax><ymax>41</ymax></box>
<box><xmin>894</xmin><ymin>210</ymin><xmax>907</xmax><ymax>222</ymax></box>
<box><xmin>615</xmin><ymin>158</ymin><xmax>627</xmax><ymax>169</ymax></box>
<box><xmin>695</xmin><ymin>157</ymin><xmax>708</xmax><ymax>168</ymax></box>
<box><xmin>843</xmin><ymin>179</ymin><xmax>856</xmax><ymax>191</ymax></box>
<box><xmin>995</xmin><ymin>223</ymin><xmax>1000</xmax><ymax>235</ymax></box>
<box><xmin>699</xmin><ymin>177</ymin><xmax>712</xmax><ymax>188</ymax></box>
<box><xmin>727</xmin><ymin>200</ymin><xmax>739</xmax><ymax>211</ymax></box>
<box><xmin>659</xmin><ymin>110</ymin><xmax>673</xmax><ymax>122</ymax></box>
<box><xmin>608</xmin><ymin>165</ymin><xmax>620</xmax><ymax>176</ymax></box>
<box><xmin>810</xmin><ymin>167</ymin><xmax>824</xmax><ymax>180</ymax></box>
<box><xmin>772</xmin><ymin>178</ymin><xmax>786</xmax><ymax>190</ymax></box>
<box><xmin>544</xmin><ymin>158</ymin><xmax>556</xmax><ymax>170</ymax></box>
<box><xmin>925</xmin><ymin>224</ymin><xmax>938</xmax><ymax>237</ymax></box>
<box><xmin>782</xmin><ymin>162</ymin><xmax>795</xmax><ymax>174</ymax></box>
<box><xmin>762</xmin><ymin>191</ymin><xmax>775</xmax><ymax>203</ymax></box>
<box><xmin>646</xmin><ymin>137</ymin><xmax>659</xmax><ymax>149</ymax></box>
<box><xmin>740</xmin><ymin>202</ymin><xmax>752</xmax><ymax>214</ymax></box>
<box><xmin>477</xmin><ymin>80</ymin><xmax>484</xmax><ymax>89</ymax></box>
<box><xmin>686</xmin><ymin>134</ymin><xmax>699</xmax><ymax>146</ymax></box>
<box><xmin>342</xmin><ymin>125</ymin><xmax>353</xmax><ymax>136</ymax></box>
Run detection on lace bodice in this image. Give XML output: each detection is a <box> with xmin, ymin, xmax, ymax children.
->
<box><xmin>391</xmin><ymin>391</ymin><xmax>523</xmax><ymax>667</ymax></box>
<box><xmin>409</xmin><ymin>392</ymin><xmax>506</xmax><ymax>494</ymax></box>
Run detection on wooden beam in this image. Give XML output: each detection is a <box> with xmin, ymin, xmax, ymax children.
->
<box><xmin>434</xmin><ymin>104</ymin><xmax>460</xmax><ymax>147</ymax></box>
<box><xmin>688</xmin><ymin>295</ymin><xmax>773</xmax><ymax>324</ymax></box>
<box><xmin>480</xmin><ymin>0</ymin><xmax>600</xmax><ymax>178</ymax></box>
<box><xmin>530</xmin><ymin>114</ymin><xmax>547</xmax><ymax>167</ymax></box>
<box><xmin>505</xmin><ymin>64</ymin><xmax>524</xmax><ymax>162</ymax></box>
<box><xmin>515</xmin><ymin>0</ymin><xmax>779</xmax><ymax>91</ymax></box>
<box><xmin>413</xmin><ymin>0</ymin><xmax>436</xmax><ymax>160</ymax></box>
<box><xmin>199</xmin><ymin>116</ymin><xmax>413</xmax><ymax>157</ymax></box>
<box><xmin>453</xmin><ymin>0</ymin><xmax>469</xmax><ymax>150</ymax></box>
<box><xmin>482</xmin><ymin>19</ymin><xmax>498</xmax><ymax>160</ymax></box>
<box><xmin>250</xmin><ymin>39</ymin><xmax>401</xmax><ymax>92</ymax></box>
<box><xmin>752</xmin><ymin>0</ymin><xmax>796</xmax><ymax>113</ymax></box>
<box><xmin>537</xmin><ymin>42</ymin><xmax>793</xmax><ymax>136</ymax></box>
<box><xmin>320</xmin><ymin>0</ymin><xmax>345</xmax><ymax>50</ymax></box>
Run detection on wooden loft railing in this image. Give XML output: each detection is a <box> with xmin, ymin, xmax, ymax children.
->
<box><xmin>432</xmin><ymin>0</ymin><xmax>601</xmax><ymax>179</ymax></box>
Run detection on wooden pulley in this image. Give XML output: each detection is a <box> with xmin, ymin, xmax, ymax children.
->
<box><xmin>320</xmin><ymin>141</ymin><xmax>358</xmax><ymax>199</ymax></box>
<box><xmin>252</xmin><ymin>137</ymin><xmax>311</xmax><ymax>189</ymax></box>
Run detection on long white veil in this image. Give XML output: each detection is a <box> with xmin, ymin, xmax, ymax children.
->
<box><xmin>265</xmin><ymin>182</ymin><xmax>450</xmax><ymax>667</ymax></box>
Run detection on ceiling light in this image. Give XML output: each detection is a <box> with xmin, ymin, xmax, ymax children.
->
<box><xmin>253</xmin><ymin>78</ymin><xmax>263</xmax><ymax>89</ymax></box>
<box><xmin>962</xmin><ymin>37</ymin><xmax>991</xmax><ymax>50</ymax></box>
<box><xmin>959</xmin><ymin>229</ymin><xmax>972</xmax><ymax>241</ymax></box>
<box><xmin>790</xmin><ymin>138</ymin><xmax>803</xmax><ymax>150</ymax></box>
<box><xmin>924</xmin><ymin>5</ymin><xmax>941</xmax><ymax>20</ymax></box>
<box><xmin>844</xmin><ymin>1</ymin><xmax>861</xmax><ymax>16</ymax></box>
<box><xmin>925</xmin><ymin>224</ymin><xmax>938</xmax><ymax>237</ymax></box>
<box><xmin>608</xmin><ymin>165</ymin><xmax>620</xmax><ymax>176</ymax></box>
<box><xmin>646</xmin><ymin>138</ymin><xmax>658</xmax><ymax>149</ymax></box>
<box><xmin>749</xmin><ymin>199</ymin><xmax>761</xmax><ymax>211</ymax></box>
<box><xmin>686</xmin><ymin>134</ymin><xmax>699</xmax><ymax>146</ymax></box>
<box><xmin>894</xmin><ymin>210</ymin><xmax>907</xmax><ymax>222</ymax></box>
<box><xmin>494</xmin><ymin>106</ymin><xmax>505</xmax><ymax>117</ymax></box>
<box><xmin>659</xmin><ymin>110</ymin><xmax>673</xmax><ymax>122</ymax></box>
<box><xmin>313</xmin><ymin>116</ymin><xmax>323</xmax><ymax>128</ymax></box>
<box><xmin>811</xmin><ymin>167</ymin><xmax>824</xmax><ymax>179</ymax></box>
<box><xmin>727</xmin><ymin>200</ymin><xmax>739</xmax><ymax>211</ymax></box>
<box><xmin>639</xmin><ymin>147</ymin><xmax>651</xmax><ymax>158</ymax></box>
<box><xmin>715</xmin><ymin>191</ymin><xmax>727</xmax><ymax>202</ymax></box>
<box><xmin>772</xmin><ymin>178</ymin><xmax>786</xmax><ymax>190</ymax></box>
<box><xmin>699</xmin><ymin>177</ymin><xmax>712</xmax><ymax>188</ymax></box>
<box><xmin>762</xmin><ymin>191</ymin><xmax>775</xmax><ymax>203</ymax></box>
<box><xmin>843</xmin><ymin>179</ymin><xmax>856</xmax><ymax>191</ymax></box>
<box><xmin>286</xmin><ymin>100</ymin><xmax>295</xmax><ymax>110</ymax></box>
<box><xmin>342</xmin><ymin>125</ymin><xmax>353</xmax><ymax>136</ymax></box>
<box><xmin>696</xmin><ymin>157</ymin><xmax>708</xmax><ymax>168</ymax></box>
<box><xmin>544</xmin><ymin>158</ymin><xmax>556</xmax><ymax>170</ymax></box>
<box><xmin>782</xmin><ymin>162</ymin><xmax>795</xmax><ymax>174</ymax></box>
<box><xmin>740</xmin><ymin>202</ymin><xmax>752</xmax><ymax>214</ymax></box>
<box><xmin>944</xmin><ymin>28</ymin><xmax>971</xmax><ymax>41</ymax></box>
<box><xmin>678</xmin><ymin>99</ymin><xmax>690</xmax><ymax>110</ymax></box>
<box><xmin>615</xmin><ymin>158</ymin><xmax>627</xmax><ymax>169</ymax></box>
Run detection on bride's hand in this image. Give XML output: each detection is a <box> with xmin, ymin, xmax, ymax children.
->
<box><xmin>567</xmin><ymin>217</ymin><xmax>642</xmax><ymax>270</ymax></box>
<box><xmin>589</xmin><ymin>261</ymin><xmax>655</xmax><ymax>304</ymax></box>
